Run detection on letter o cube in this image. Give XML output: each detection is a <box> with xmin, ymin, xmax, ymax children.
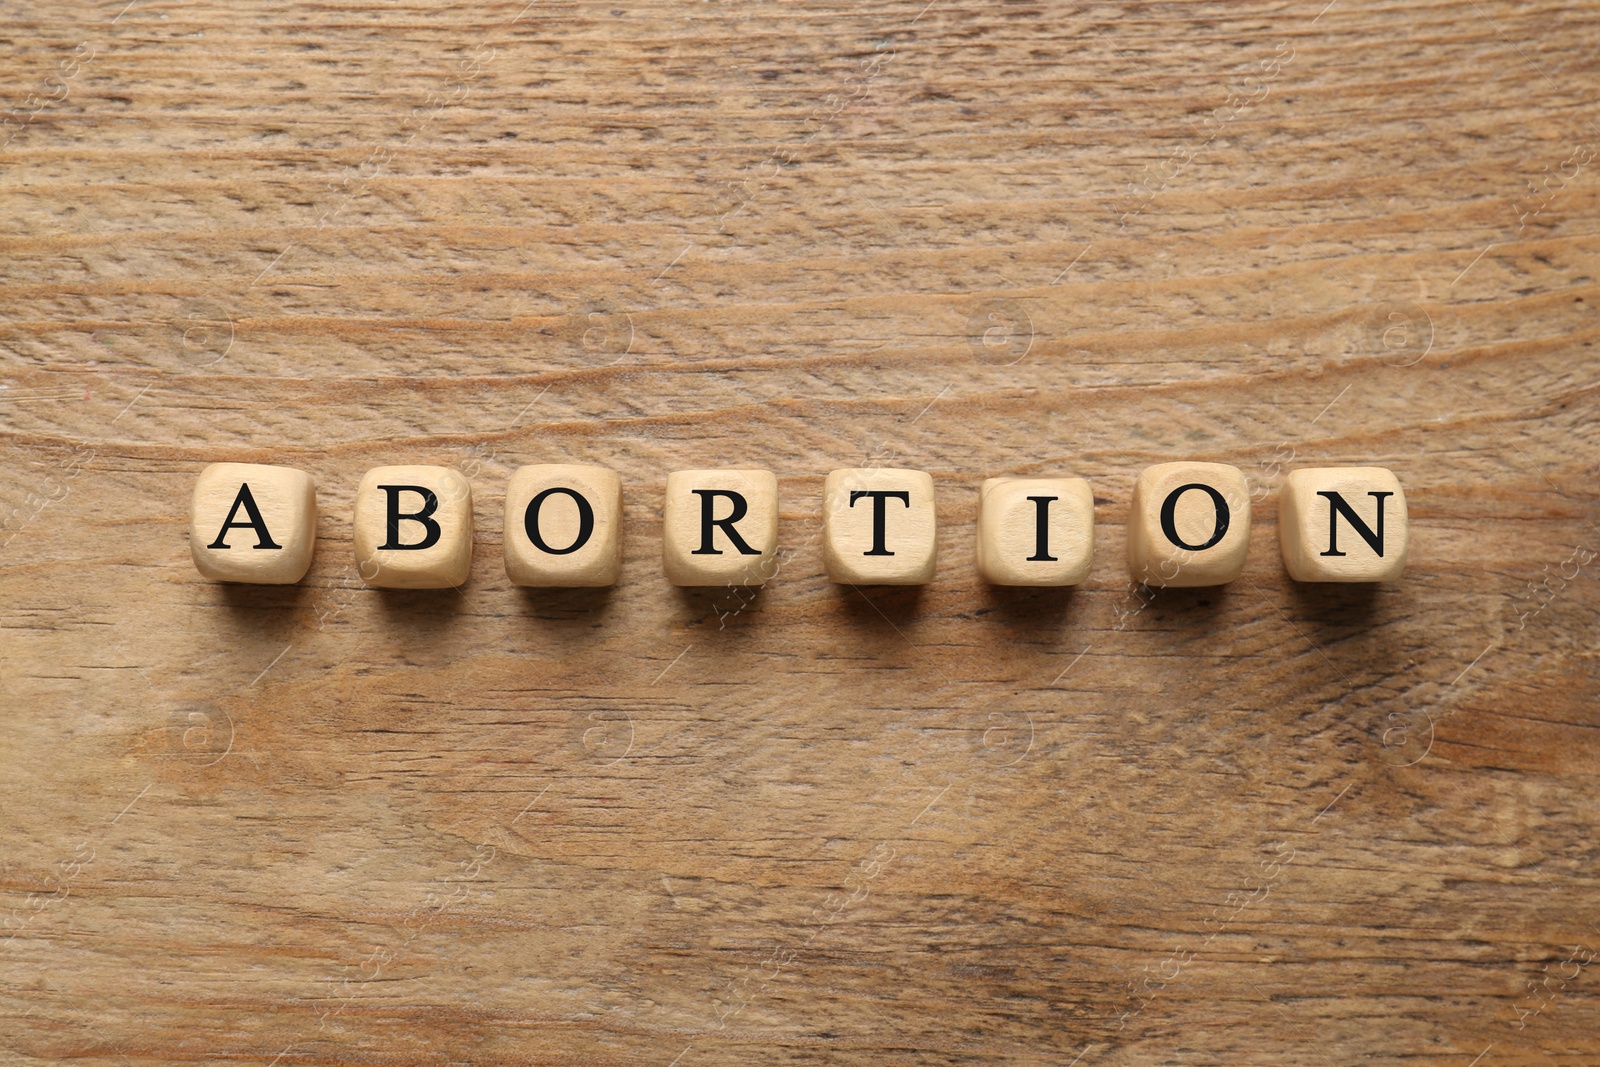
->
<box><xmin>662</xmin><ymin>469</ymin><xmax>779</xmax><ymax>586</ymax></box>
<box><xmin>190</xmin><ymin>462</ymin><xmax>317</xmax><ymax>584</ymax></box>
<box><xmin>1279</xmin><ymin>466</ymin><xmax>1408</xmax><ymax>582</ymax></box>
<box><xmin>354</xmin><ymin>465</ymin><xmax>474</xmax><ymax>589</ymax></box>
<box><xmin>823</xmin><ymin>468</ymin><xmax>937</xmax><ymax>585</ymax></box>
<box><xmin>1127</xmin><ymin>461</ymin><xmax>1250</xmax><ymax>587</ymax></box>
<box><xmin>504</xmin><ymin>464</ymin><xmax>623</xmax><ymax>587</ymax></box>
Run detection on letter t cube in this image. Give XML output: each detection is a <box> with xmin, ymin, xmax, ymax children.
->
<box><xmin>823</xmin><ymin>468</ymin><xmax>937</xmax><ymax>585</ymax></box>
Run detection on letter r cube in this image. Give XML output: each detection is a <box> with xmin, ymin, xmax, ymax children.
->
<box><xmin>661</xmin><ymin>469</ymin><xmax>778</xmax><ymax>586</ymax></box>
<box><xmin>1279</xmin><ymin>466</ymin><xmax>1408</xmax><ymax>582</ymax></box>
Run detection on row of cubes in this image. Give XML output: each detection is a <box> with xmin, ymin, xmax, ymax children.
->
<box><xmin>191</xmin><ymin>461</ymin><xmax>1409</xmax><ymax>589</ymax></box>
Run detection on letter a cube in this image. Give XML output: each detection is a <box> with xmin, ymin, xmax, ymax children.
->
<box><xmin>190</xmin><ymin>462</ymin><xmax>317</xmax><ymax>584</ymax></box>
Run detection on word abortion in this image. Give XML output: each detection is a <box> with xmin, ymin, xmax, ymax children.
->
<box><xmin>189</xmin><ymin>461</ymin><xmax>1410</xmax><ymax>590</ymax></box>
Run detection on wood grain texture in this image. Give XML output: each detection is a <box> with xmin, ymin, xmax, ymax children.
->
<box><xmin>2</xmin><ymin>1</ymin><xmax>1598</xmax><ymax>1064</ymax></box>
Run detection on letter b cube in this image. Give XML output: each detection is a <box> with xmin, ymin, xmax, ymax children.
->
<box><xmin>354</xmin><ymin>465</ymin><xmax>474</xmax><ymax>589</ymax></box>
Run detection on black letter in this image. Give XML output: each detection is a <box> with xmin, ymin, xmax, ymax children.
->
<box><xmin>1026</xmin><ymin>495</ymin><xmax>1059</xmax><ymax>561</ymax></box>
<box><xmin>205</xmin><ymin>484</ymin><xmax>282</xmax><ymax>550</ymax></box>
<box><xmin>849</xmin><ymin>490</ymin><xmax>911</xmax><ymax>556</ymax></box>
<box><xmin>379</xmin><ymin>485</ymin><xmax>441</xmax><ymax>550</ymax></box>
<box><xmin>524</xmin><ymin>487</ymin><xmax>595</xmax><ymax>555</ymax></box>
<box><xmin>1159</xmin><ymin>483</ymin><xmax>1229</xmax><ymax>551</ymax></box>
<box><xmin>1317</xmin><ymin>491</ymin><xmax>1392</xmax><ymax>557</ymax></box>
<box><xmin>691</xmin><ymin>489</ymin><xmax>758</xmax><ymax>555</ymax></box>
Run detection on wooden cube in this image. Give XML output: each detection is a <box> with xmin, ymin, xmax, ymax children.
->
<box><xmin>504</xmin><ymin>464</ymin><xmax>623</xmax><ymax>587</ymax></box>
<box><xmin>977</xmin><ymin>476</ymin><xmax>1094</xmax><ymax>586</ymax></box>
<box><xmin>354</xmin><ymin>465</ymin><xmax>474</xmax><ymax>589</ymax></box>
<box><xmin>1127</xmin><ymin>461</ymin><xmax>1250</xmax><ymax>587</ymax></box>
<box><xmin>1279</xmin><ymin>466</ymin><xmax>1408</xmax><ymax>582</ymax></box>
<box><xmin>662</xmin><ymin>469</ymin><xmax>778</xmax><ymax>586</ymax></box>
<box><xmin>823</xmin><ymin>468</ymin><xmax>937</xmax><ymax>585</ymax></box>
<box><xmin>190</xmin><ymin>462</ymin><xmax>317</xmax><ymax>584</ymax></box>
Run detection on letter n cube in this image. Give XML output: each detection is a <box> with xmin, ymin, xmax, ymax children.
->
<box><xmin>1279</xmin><ymin>466</ymin><xmax>1408</xmax><ymax>582</ymax></box>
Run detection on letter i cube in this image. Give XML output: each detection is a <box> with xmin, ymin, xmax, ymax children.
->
<box><xmin>354</xmin><ymin>465</ymin><xmax>474</xmax><ymax>589</ymax></box>
<box><xmin>191</xmin><ymin>463</ymin><xmax>318</xmax><ymax>584</ymax></box>
<box><xmin>977</xmin><ymin>476</ymin><xmax>1095</xmax><ymax>586</ymax></box>
<box><xmin>1279</xmin><ymin>466</ymin><xmax>1408</xmax><ymax>581</ymax></box>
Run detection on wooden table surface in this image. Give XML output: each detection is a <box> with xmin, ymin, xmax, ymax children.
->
<box><xmin>3</xmin><ymin>2</ymin><xmax>1598</xmax><ymax>1064</ymax></box>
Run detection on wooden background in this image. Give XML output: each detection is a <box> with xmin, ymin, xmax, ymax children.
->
<box><xmin>3</xmin><ymin>1</ymin><xmax>1598</xmax><ymax>1063</ymax></box>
